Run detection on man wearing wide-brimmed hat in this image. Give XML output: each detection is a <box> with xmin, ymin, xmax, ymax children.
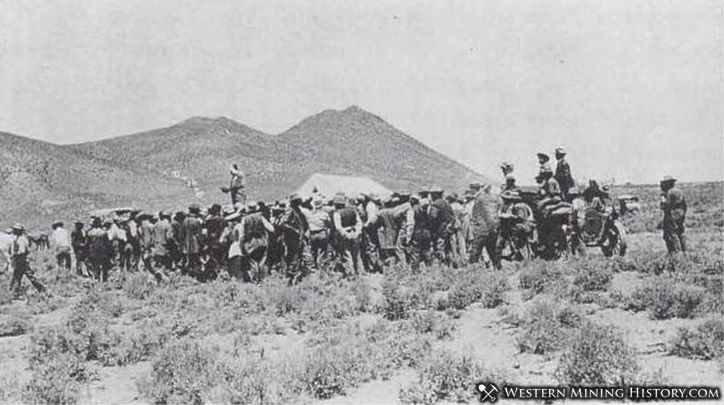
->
<box><xmin>332</xmin><ymin>194</ymin><xmax>362</xmax><ymax>275</ymax></box>
<box><xmin>496</xmin><ymin>190</ymin><xmax>534</xmax><ymax>261</ymax></box>
<box><xmin>70</xmin><ymin>221</ymin><xmax>87</xmax><ymax>276</ymax></box>
<box><xmin>428</xmin><ymin>186</ymin><xmax>458</xmax><ymax>266</ymax></box>
<box><xmin>180</xmin><ymin>203</ymin><xmax>204</xmax><ymax>276</ymax></box>
<box><xmin>660</xmin><ymin>176</ymin><xmax>687</xmax><ymax>253</ymax></box>
<box><xmin>50</xmin><ymin>221</ymin><xmax>72</xmax><ymax>271</ymax></box>
<box><xmin>10</xmin><ymin>224</ymin><xmax>46</xmax><ymax>296</ymax></box>
<box><xmin>279</xmin><ymin>194</ymin><xmax>309</xmax><ymax>284</ymax></box>
<box><xmin>236</xmin><ymin>201</ymin><xmax>275</xmax><ymax>283</ymax></box>
<box><xmin>152</xmin><ymin>211</ymin><xmax>174</xmax><ymax>275</ymax></box>
<box><xmin>204</xmin><ymin>203</ymin><xmax>228</xmax><ymax>277</ymax></box>
<box><xmin>304</xmin><ymin>197</ymin><xmax>333</xmax><ymax>270</ymax></box>
<box><xmin>554</xmin><ymin>147</ymin><xmax>574</xmax><ymax>200</ymax></box>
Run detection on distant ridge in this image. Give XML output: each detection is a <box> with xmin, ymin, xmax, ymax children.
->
<box><xmin>1</xmin><ymin>106</ymin><xmax>490</xmax><ymax>227</ymax></box>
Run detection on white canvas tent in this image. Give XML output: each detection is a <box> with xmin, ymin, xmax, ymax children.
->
<box><xmin>294</xmin><ymin>173</ymin><xmax>392</xmax><ymax>198</ymax></box>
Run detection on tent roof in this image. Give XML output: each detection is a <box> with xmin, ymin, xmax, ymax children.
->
<box><xmin>294</xmin><ymin>173</ymin><xmax>392</xmax><ymax>198</ymax></box>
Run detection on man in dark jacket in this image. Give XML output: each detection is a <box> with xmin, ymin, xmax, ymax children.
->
<box><xmin>332</xmin><ymin>195</ymin><xmax>362</xmax><ymax>276</ymax></box>
<box><xmin>554</xmin><ymin>147</ymin><xmax>574</xmax><ymax>200</ymax></box>
<box><xmin>409</xmin><ymin>193</ymin><xmax>433</xmax><ymax>270</ymax></box>
<box><xmin>428</xmin><ymin>187</ymin><xmax>457</xmax><ymax>266</ymax></box>
<box><xmin>660</xmin><ymin>176</ymin><xmax>687</xmax><ymax>253</ymax></box>
<box><xmin>71</xmin><ymin>221</ymin><xmax>87</xmax><ymax>276</ymax></box>
<box><xmin>279</xmin><ymin>194</ymin><xmax>308</xmax><ymax>284</ymax></box>
<box><xmin>180</xmin><ymin>204</ymin><xmax>203</xmax><ymax>276</ymax></box>
<box><xmin>468</xmin><ymin>183</ymin><xmax>501</xmax><ymax>269</ymax></box>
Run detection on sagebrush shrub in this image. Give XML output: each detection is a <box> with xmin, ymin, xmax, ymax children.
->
<box><xmin>399</xmin><ymin>350</ymin><xmax>502</xmax><ymax>404</ymax></box>
<box><xmin>626</xmin><ymin>276</ymin><xmax>706</xmax><ymax>319</ymax></box>
<box><xmin>124</xmin><ymin>272</ymin><xmax>155</xmax><ymax>300</ymax></box>
<box><xmin>410</xmin><ymin>310</ymin><xmax>455</xmax><ymax>340</ymax></box>
<box><xmin>555</xmin><ymin>323</ymin><xmax>639</xmax><ymax>385</ymax></box>
<box><xmin>670</xmin><ymin>319</ymin><xmax>724</xmax><ymax>360</ymax></box>
<box><xmin>141</xmin><ymin>340</ymin><xmax>222</xmax><ymax>405</ymax></box>
<box><xmin>516</xmin><ymin>297</ymin><xmax>581</xmax><ymax>354</ymax></box>
<box><xmin>23</xmin><ymin>351</ymin><xmax>90</xmax><ymax>405</ymax></box>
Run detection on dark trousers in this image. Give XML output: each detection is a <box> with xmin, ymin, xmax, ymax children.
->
<box><xmin>56</xmin><ymin>247</ymin><xmax>71</xmax><ymax>270</ymax></box>
<box><xmin>469</xmin><ymin>232</ymin><xmax>500</xmax><ymax>269</ymax></box>
<box><xmin>241</xmin><ymin>246</ymin><xmax>268</xmax><ymax>283</ymax></box>
<box><xmin>285</xmin><ymin>236</ymin><xmax>305</xmax><ymax>284</ymax></box>
<box><xmin>663</xmin><ymin>215</ymin><xmax>687</xmax><ymax>253</ymax></box>
<box><xmin>309</xmin><ymin>230</ymin><xmax>329</xmax><ymax>269</ymax></box>
<box><xmin>88</xmin><ymin>257</ymin><xmax>109</xmax><ymax>282</ymax></box>
<box><xmin>11</xmin><ymin>255</ymin><xmax>45</xmax><ymax>294</ymax></box>
<box><xmin>334</xmin><ymin>235</ymin><xmax>359</xmax><ymax>276</ymax></box>
<box><xmin>408</xmin><ymin>239</ymin><xmax>433</xmax><ymax>270</ymax></box>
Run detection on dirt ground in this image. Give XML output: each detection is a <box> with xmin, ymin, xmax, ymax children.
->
<box><xmin>0</xmin><ymin>230</ymin><xmax>722</xmax><ymax>405</ymax></box>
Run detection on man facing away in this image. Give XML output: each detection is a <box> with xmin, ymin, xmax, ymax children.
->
<box><xmin>332</xmin><ymin>195</ymin><xmax>362</xmax><ymax>276</ymax></box>
<box><xmin>50</xmin><ymin>221</ymin><xmax>72</xmax><ymax>270</ymax></box>
<box><xmin>71</xmin><ymin>221</ymin><xmax>87</xmax><ymax>276</ymax></box>
<box><xmin>660</xmin><ymin>176</ymin><xmax>687</xmax><ymax>253</ymax></box>
<box><xmin>10</xmin><ymin>224</ymin><xmax>46</xmax><ymax>296</ymax></box>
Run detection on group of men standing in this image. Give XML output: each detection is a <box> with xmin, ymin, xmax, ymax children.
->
<box><xmin>1</xmin><ymin>150</ymin><xmax>691</xmax><ymax>297</ymax></box>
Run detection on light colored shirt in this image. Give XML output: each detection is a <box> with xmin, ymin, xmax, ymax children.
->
<box><xmin>12</xmin><ymin>234</ymin><xmax>31</xmax><ymax>256</ymax></box>
<box><xmin>227</xmin><ymin>223</ymin><xmax>243</xmax><ymax>258</ymax></box>
<box><xmin>51</xmin><ymin>228</ymin><xmax>72</xmax><ymax>248</ymax></box>
<box><xmin>0</xmin><ymin>233</ymin><xmax>13</xmax><ymax>267</ymax></box>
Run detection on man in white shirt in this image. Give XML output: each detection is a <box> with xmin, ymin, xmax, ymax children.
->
<box><xmin>0</xmin><ymin>228</ymin><xmax>14</xmax><ymax>274</ymax></box>
<box><xmin>51</xmin><ymin>221</ymin><xmax>73</xmax><ymax>270</ymax></box>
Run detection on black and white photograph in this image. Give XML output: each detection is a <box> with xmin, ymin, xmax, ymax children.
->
<box><xmin>0</xmin><ymin>1</ymin><xmax>722</xmax><ymax>404</ymax></box>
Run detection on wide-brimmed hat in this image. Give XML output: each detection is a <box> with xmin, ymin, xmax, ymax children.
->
<box><xmin>52</xmin><ymin>220</ymin><xmax>64</xmax><ymax>228</ymax></box>
<box><xmin>73</xmin><ymin>220</ymin><xmax>84</xmax><ymax>225</ymax></box>
<box><xmin>537</xmin><ymin>152</ymin><xmax>550</xmax><ymax>162</ymax></box>
<box><xmin>11</xmin><ymin>223</ymin><xmax>25</xmax><ymax>232</ymax></box>
<box><xmin>158</xmin><ymin>210</ymin><xmax>171</xmax><ymax>219</ymax></box>
<box><xmin>246</xmin><ymin>201</ymin><xmax>258</xmax><ymax>213</ymax></box>
<box><xmin>660</xmin><ymin>176</ymin><xmax>676</xmax><ymax>184</ymax></box>
<box><xmin>289</xmin><ymin>193</ymin><xmax>302</xmax><ymax>203</ymax></box>
<box><xmin>555</xmin><ymin>147</ymin><xmax>566</xmax><ymax>156</ymax></box>
<box><xmin>505</xmin><ymin>174</ymin><xmax>516</xmax><ymax>182</ymax></box>
<box><xmin>428</xmin><ymin>186</ymin><xmax>443</xmax><ymax>194</ymax></box>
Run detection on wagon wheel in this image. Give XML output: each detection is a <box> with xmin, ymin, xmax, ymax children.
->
<box><xmin>602</xmin><ymin>221</ymin><xmax>628</xmax><ymax>257</ymax></box>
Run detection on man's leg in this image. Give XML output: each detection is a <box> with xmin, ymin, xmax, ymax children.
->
<box><xmin>21</xmin><ymin>258</ymin><xmax>46</xmax><ymax>293</ymax></box>
<box><xmin>485</xmin><ymin>233</ymin><xmax>502</xmax><ymax>270</ymax></box>
<box><xmin>468</xmin><ymin>235</ymin><xmax>483</xmax><ymax>264</ymax></box>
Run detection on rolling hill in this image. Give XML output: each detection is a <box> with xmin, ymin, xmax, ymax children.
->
<box><xmin>71</xmin><ymin>106</ymin><xmax>488</xmax><ymax>201</ymax></box>
<box><xmin>2</xmin><ymin>106</ymin><xmax>488</xmax><ymax>229</ymax></box>
<box><xmin>0</xmin><ymin>132</ymin><xmax>195</xmax><ymax>229</ymax></box>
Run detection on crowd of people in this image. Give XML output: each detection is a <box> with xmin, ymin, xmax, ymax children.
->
<box><xmin>1</xmin><ymin>148</ymin><xmax>688</xmax><ymax>298</ymax></box>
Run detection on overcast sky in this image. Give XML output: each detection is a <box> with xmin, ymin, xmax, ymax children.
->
<box><xmin>1</xmin><ymin>0</ymin><xmax>722</xmax><ymax>184</ymax></box>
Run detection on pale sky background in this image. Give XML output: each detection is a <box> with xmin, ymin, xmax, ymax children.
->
<box><xmin>1</xmin><ymin>0</ymin><xmax>722</xmax><ymax>184</ymax></box>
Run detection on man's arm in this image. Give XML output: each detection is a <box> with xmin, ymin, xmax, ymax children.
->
<box><xmin>333</xmin><ymin>212</ymin><xmax>343</xmax><ymax>231</ymax></box>
<box><xmin>261</xmin><ymin>216</ymin><xmax>275</xmax><ymax>233</ymax></box>
<box><xmin>404</xmin><ymin>208</ymin><xmax>415</xmax><ymax>241</ymax></box>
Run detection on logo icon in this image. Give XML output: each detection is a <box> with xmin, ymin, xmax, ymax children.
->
<box><xmin>477</xmin><ymin>382</ymin><xmax>500</xmax><ymax>403</ymax></box>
